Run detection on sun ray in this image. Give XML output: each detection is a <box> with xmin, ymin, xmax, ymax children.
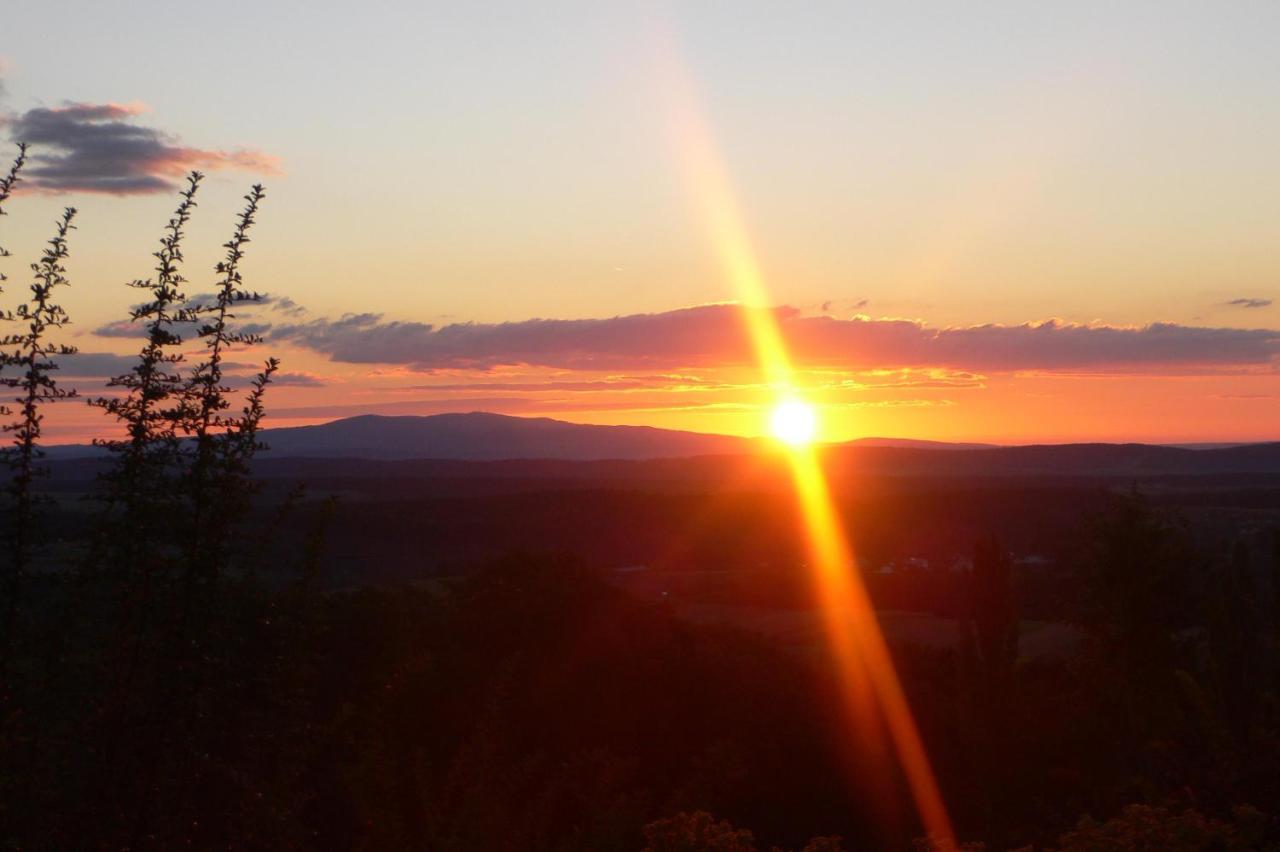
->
<box><xmin>656</xmin><ymin>32</ymin><xmax>957</xmax><ymax>847</ymax></box>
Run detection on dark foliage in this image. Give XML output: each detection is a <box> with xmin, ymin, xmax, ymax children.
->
<box><xmin>91</xmin><ymin>172</ymin><xmax>203</xmax><ymax>556</ymax></box>
<box><xmin>0</xmin><ymin>197</ymin><xmax>77</xmax><ymax>691</ymax></box>
<box><xmin>0</xmin><ymin>147</ymin><xmax>287</xmax><ymax>847</ymax></box>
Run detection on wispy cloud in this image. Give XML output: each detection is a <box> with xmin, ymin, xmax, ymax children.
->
<box><xmin>262</xmin><ymin>371</ymin><xmax>325</xmax><ymax>387</ymax></box>
<box><xmin>93</xmin><ymin>292</ymin><xmax>295</xmax><ymax>338</ymax></box>
<box><xmin>267</xmin><ymin>397</ymin><xmax>537</xmax><ymax>420</ymax></box>
<box><xmin>834</xmin><ymin>369</ymin><xmax>985</xmax><ymax>390</ymax></box>
<box><xmin>59</xmin><ymin>350</ymin><xmax>145</xmax><ymax>377</ymax></box>
<box><xmin>269</xmin><ymin>304</ymin><xmax>1280</xmax><ymax>374</ymax></box>
<box><xmin>1225</xmin><ymin>297</ymin><xmax>1272</xmax><ymax>310</ymax></box>
<box><xmin>404</xmin><ymin>376</ymin><xmax>731</xmax><ymax>393</ymax></box>
<box><xmin>401</xmin><ymin>369</ymin><xmax>983</xmax><ymax>395</ymax></box>
<box><xmin>7</xmin><ymin>102</ymin><xmax>279</xmax><ymax>195</ymax></box>
<box><xmin>60</xmin><ymin>351</ymin><xmax>278</xmax><ymax>384</ymax></box>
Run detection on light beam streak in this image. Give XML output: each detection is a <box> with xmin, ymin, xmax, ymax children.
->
<box><xmin>656</xmin><ymin>37</ymin><xmax>957</xmax><ymax>847</ymax></box>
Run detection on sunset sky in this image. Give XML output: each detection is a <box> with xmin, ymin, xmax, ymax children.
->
<box><xmin>2</xmin><ymin>1</ymin><xmax>1278</xmax><ymax>444</ymax></box>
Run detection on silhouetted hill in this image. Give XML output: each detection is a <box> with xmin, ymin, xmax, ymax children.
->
<box><xmin>39</xmin><ymin>413</ymin><xmax>1280</xmax><ymax>479</ymax></box>
<box><xmin>41</xmin><ymin>412</ymin><xmax>760</xmax><ymax>462</ymax></box>
<box><xmin>827</xmin><ymin>441</ymin><xmax>1280</xmax><ymax>477</ymax></box>
<box><xmin>256</xmin><ymin>412</ymin><xmax>762</xmax><ymax>460</ymax></box>
<box><xmin>845</xmin><ymin>436</ymin><xmax>998</xmax><ymax>450</ymax></box>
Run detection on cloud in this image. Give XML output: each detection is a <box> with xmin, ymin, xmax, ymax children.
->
<box><xmin>7</xmin><ymin>102</ymin><xmax>279</xmax><ymax>195</ymax></box>
<box><xmin>59</xmin><ymin>351</ymin><xmax>277</xmax><ymax>382</ymax></box>
<box><xmin>404</xmin><ymin>376</ymin><xmax>729</xmax><ymax>393</ymax></box>
<box><xmin>271</xmin><ymin>295</ymin><xmax>307</xmax><ymax>317</ymax></box>
<box><xmin>1210</xmin><ymin>393</ymin><xmax>1279</xmax><ymax>401</ymax></box>
<box><xmin>59</xmin><ymin>350</ymin><xmax>143</xmax><ymax>377</ymax></box>
<box><xmin>217</xmin><ymin>369</ymin><xmax>324</xmax><ymax>390</ymax></box>
<box><xmin>401</xmin><ymin>369</ymin><xmax>982</xmax><ymax>395</ymax></box>
<box><xmin>269</xmin><ymin>304</ymin><xmax>1280</xmax><ymax>374</ymax></box>
<box><xmin>264</xmin><ymin>371</ymin><xmax>325</xmax><ymax>387</ymax></box>
<box><xmin>1226</xmin><ymin>298</ymin><xmax>1272</xmax><ymax>310</ymax></box>
<box><xmin>92</xmin><ymin>319</ymin><xmax>147</xmax><ymax>339</ymax></box>
<box><xmin>56</xmin><ymin>350</ymin><xmax>321</xmax><ymax>394</ymax></box>
<box><xmin>834</xmin><ymin>369</ymin><xmax>986</xmax><ymax>390</ymax></box>
<box><xmin>267</xmin><ymin>397</ymin><xmax>537</xmax><ymax>420</ymax></box>
<box><xmin>93</xmin><ymin>292</ymin><xmax>294</xmax><ymax>338</ymax></box>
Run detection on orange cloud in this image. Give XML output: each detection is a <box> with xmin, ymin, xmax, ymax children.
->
<box><xmin>269</xmin><ymin>305</ymin><xmax>1280</xmax><ymax>374</ymax></box>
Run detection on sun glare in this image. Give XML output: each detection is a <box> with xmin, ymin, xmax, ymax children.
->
<box><xmin>771</xmin><ymin>399</ymin><xmax>818</xmax><ymax>446</ymax></box>
<box><xmin>663</xmin><ymin>41</ymin><xmax>955</xmax><ymax>843</ymax></box>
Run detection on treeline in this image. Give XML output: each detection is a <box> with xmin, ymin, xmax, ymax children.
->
<box><xmin>267</xmin><ymin>496</ymin><xmax>1277</xmax><ymax>851</ymax></box>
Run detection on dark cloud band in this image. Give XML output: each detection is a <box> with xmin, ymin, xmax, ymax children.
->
<box><xmin>8</xmin><ymin>102</ymin><xmax>278</xmax><ymax>195</ymax></box>
<box><xmin>267</xmin><ymin>304</ymin><xmax>1280</xmax><ymax>374</ymax></box>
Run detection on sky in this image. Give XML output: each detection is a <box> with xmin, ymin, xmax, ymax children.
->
<box><xmin>1</xmin><ymin>1</ymin><xmax>1278</xmax><ymax>444</ymax></box>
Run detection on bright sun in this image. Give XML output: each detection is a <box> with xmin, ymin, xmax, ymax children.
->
<box><xmin>770</xmin><ymin>399</ymin><xmax>818</xmax><ymax>446</ymax></box>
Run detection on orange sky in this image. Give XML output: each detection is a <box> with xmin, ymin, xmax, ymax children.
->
<box><xmin>2</xmin><ymin>3</ymin><xmax>1278</xmax><ymax>445</ymax></box>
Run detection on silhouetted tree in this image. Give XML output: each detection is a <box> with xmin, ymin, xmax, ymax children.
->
<box><xmin>968</xmin><ymin>534</ymin><xmax>1018</xmax><ymax>674</ymax></box>
<box><xmin>1203</xmin><ymin>542</ymin><xmax>1266</xmax><ymax>743</ymax></box>
<box><xmin>643</xmin><ymin>811</ymin><xmax>759</xmax><ymax>851</ymax></box>
<box><xmin>92</xmin><ymin>173</ymin><xmax>203</xmax><ymax>557</ymax></box>
<box><xmin>1271</xmin><ymin>527</ymin><xmax>1280</xmax><ymax>626</ymax></box>
<box><xmin>1074</xmin><ymin>489</ymin><xmax>1198</xmax><ymax>677</ymax></box>
<box><xmin>954</xmin><ymin>535</ymin><xmax>1019</xmax><ymax>842</ymax></box>
<box><xmin>0</xmin><ymin>144</ymin><xmax>26</xmax><ymax>288</ymax></box>
<box><xmin>0</xmin><ymin>205</ymin><xmax>77</xmax><ymax>680</ymax></box>
<box><xmin>181</xmin><ymin>183</ymin><xmax>272</xmax><ymax>580</ymax></box>
<box><xmin>0</xmin><ymin>143</ymin><xmax>26</xmax><ymax>683</ymax></box>
<box><xmin>642</xmin><ymin>811</ymin><xmax>853</xmax><ymax>852</ymax></box>
<box><xmin>1047</xmin><ymin>803</ymin><xmax>1265</xmax><ymax>851</ymax></box>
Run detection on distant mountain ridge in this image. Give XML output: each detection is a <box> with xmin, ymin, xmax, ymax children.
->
<box><xmin>825</xmin><ymin>440</ymin><xmax>1280</xmax><ymax>477</ymax></box>
<box><xmin>251</xmin><ymin>412</ymin><xmax>764</xmax><ymax>461</ymax></box>
<box><xmin>40</xmin><ymin>413</ymin><xmax>1280</xmax><ymax>476</ymax></box>
<box><xmin>845</xmin><ymin>437</ymin><xmax>998</xmax><ymax>450</ymax></box>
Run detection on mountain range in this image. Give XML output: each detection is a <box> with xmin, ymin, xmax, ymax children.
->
<box><xmin>41</xmin><ymin>412</ymin><xmax>1280</xmax><ymax>476</ymax></box>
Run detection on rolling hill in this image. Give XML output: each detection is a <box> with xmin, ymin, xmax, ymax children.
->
<box><xmin>254</xmin><ymin>412</ymin><xmax>763</xmax><ymax>460</ymax></box>
<box><xmin>39</xmin><ymin>412</ymin><xmax>1280</xmax><ymax>478</ymax></box>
